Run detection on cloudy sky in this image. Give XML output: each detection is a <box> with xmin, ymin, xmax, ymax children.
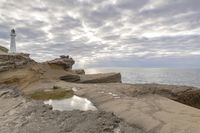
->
<box><xmin>0</xmin><ymin>0</ymin><xmax>200</xmax><ymax>68</ymax></box>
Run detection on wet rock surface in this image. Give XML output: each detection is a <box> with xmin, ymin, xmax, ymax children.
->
<box><xmin>0</xmin><ymin>85</ymin><xmax>144</xmax><ymax>133</ymax></box>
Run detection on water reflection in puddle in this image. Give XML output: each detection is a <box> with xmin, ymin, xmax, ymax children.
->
<box><xmin>44</xmin><ymin>95</ymin><xmax>97</xmax><ymax>111</ymax></box>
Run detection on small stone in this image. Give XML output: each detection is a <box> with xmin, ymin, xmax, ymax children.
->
<box><xmin>53</xmin><ymin>86</ymin><xmax>60</xmax><ymax>90</ymax></box>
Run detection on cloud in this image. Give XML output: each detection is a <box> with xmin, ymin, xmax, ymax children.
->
<box><xmin>0</xmin><ymin>0</ymin><xmax>199</xmax><ymax>67</ymax></box>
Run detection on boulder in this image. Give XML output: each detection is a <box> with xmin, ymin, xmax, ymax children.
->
<box><xmin>79</xmin><ymin>73</ymin><xmax>121</xmax><ymax>83</ymax></box>
<box><xmin>59</xmin><ymin>74</ymin><xmax>80</xmax><ymax>82</ymax></box>
<box><xmin>47</xmin><ymin>55</ymin><xmax>75</xmax><ymax>70</ymax></box>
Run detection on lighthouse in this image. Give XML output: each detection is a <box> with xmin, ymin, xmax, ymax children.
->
<box><xmin>9</xmin><ymin>29</ymin><xmax>16</xmax><ymax>53</ymax></box>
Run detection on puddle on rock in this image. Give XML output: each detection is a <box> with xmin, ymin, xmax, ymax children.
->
<box><xmin>30</xmin><ymin>87</ymin><xmax>97</xmax><ymax>111</ymax></box>
<box><xmin>44</xmin><ymin>95</ymin><xmax>97</xmax><ymax>111</ymax></box>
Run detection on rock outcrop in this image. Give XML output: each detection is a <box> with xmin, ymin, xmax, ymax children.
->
<box><xmin>0</xmin><ymin>53</ymin><xmax>35</xmax><ymax>72</ymax></box>
<box><xmin>175</xmin><ymin>89</ymin><xmax>200</xmax><ymax>109</ymax></box>
<box><xmin>0</xmin><ymin>53</ymin><xmax>48</xmax><ymax>86</ymax></box>
<box><xmin>79</xmin><ymin>73</ymin><xmax>122</xmax><ymax>83</ymax></box>
<box><xmin>0</xmin><ymin>54</ymin><xmax>122</xmax><ymax>84</ymax></box>
<box><xmin>47</xmin><ymin>55</ymin><xmax>75</xmax><ymax>70</ymax></box>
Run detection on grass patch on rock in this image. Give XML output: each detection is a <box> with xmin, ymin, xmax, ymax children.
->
<box><xmin>0</xmin><ymin>45</ymin><xmax>8</xmax><ymax>53</ymax></box>
<box><xmin>30</xmin><ymin>88</ymin><xmax>74</xmax><ymax>100</ymax></box>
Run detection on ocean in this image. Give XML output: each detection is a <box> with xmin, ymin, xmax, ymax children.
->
<box><xmin>85</xmin><ymin>68</ymin><xmax>200</xmax><ymax>88</ymax></box>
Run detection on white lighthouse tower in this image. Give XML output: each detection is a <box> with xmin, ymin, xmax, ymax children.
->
<box><xmin>9</xmin><ymin>29</ymin><xmax>16</xmax><ymax>53</ymax></box>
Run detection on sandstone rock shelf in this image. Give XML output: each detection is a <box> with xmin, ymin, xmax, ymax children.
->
<box><xmin>1</xmin><ymin>53</ymin><xmax>200</xmax><ymax>133</ymax></box>
<box><xmin>0</xmin><ymin>85</ymin><xmax>143</xmax><ymax>133</ymax></box>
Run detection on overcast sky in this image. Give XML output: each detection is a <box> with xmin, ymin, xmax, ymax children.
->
<box><xmin>0</xmin><ymin>0</ymin><xmax>200</xmax><ymax>68</ymax></box>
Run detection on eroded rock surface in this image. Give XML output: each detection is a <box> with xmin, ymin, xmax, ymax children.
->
<box><xmin>0</xmin><ymin>85</ymin><xmax>144</xmax><ymax>133</ymax></box>
<box><xmin>72</xmin><ymin>83</ymin><xmax>200</xmax><ymax>133</ymax></box>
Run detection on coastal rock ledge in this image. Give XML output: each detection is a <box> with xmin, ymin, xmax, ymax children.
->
<box><xmin>1</xmin><ymin>53</ymin><xmax>200</xmax><ymax>133</ymax></box>
<box><xmin>0</xmin><ymin>53</ymin><xmax>122</xmax><ymax>85</ymax></box>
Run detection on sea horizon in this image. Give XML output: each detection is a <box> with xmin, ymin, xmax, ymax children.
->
<box><xmin>85</xmin><ymin>67</ymin><xmax>200</xmax><ymax>88</ymax></box>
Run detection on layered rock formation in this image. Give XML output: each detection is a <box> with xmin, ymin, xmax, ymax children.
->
<box><xmin>0</xmin><ymin>53</ymin><xmax>35</xmax><ymax>72</ymax></box>
<box><xmin>0</xmin><ymin>53</ymin><xmax>42</xmax><ymax>86</ymax></box>
<box><xmin>79</xmin><ymin>73</ymin><xmax>122</xmax><ymax>83</ymax></box>
<box><xmin>47</xmin><ymin>55</ymin><xmax>75</xmax><ymax>70</ymax></box>
<box><xmin>0</xmin><ymin>53</ymin><xmax>122</xmax><ymax>86</ymax></box>
<box><xmin>59</xmin><ymin>73</ymin><xmax>122</xmax><ymax>83</ymax></box>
